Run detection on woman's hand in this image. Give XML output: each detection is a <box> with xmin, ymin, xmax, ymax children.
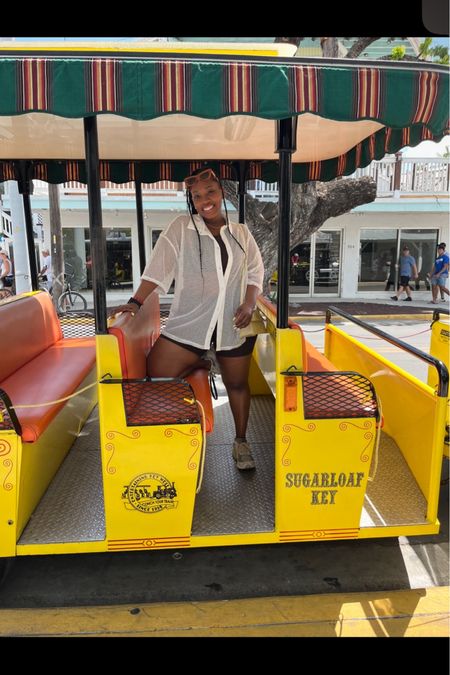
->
<box><xmin>233</xmin><ymin>302</ymin><xmax>254</xmax><ymax>329</ymax></box>
<box><xmin>108</xmin><ymin>303</ymin><xmax>139</xmax><ymax>319</ymax></box>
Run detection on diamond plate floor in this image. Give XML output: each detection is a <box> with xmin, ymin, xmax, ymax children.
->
<box><xmin>19</xmin><ymin>411</ymin><xmax>106</xmax><ymax>545</ymax></box>
<box><xmin>361</xmin><ymin>431</ymin><xmax>427</xmax><ymax>528</ymax></box>
<box><xmin>17</xmin><ymin>389</ymin><xmax>428</xmax><ymax>544</ymax></box>
<box><xmin>192</xmin><ymin>394</ymin><xmax>275</xmax><ymax>536</ymax></box>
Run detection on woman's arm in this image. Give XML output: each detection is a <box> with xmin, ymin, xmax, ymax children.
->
<box><xmin>234</xmin><ymin>284</ymin><xmax>260</xmax><ymax>329</ymax></box>
<box><xmin>109</xmin><ymin>279</ymin><xmax>158</xmax><ymax>317</ymax></box>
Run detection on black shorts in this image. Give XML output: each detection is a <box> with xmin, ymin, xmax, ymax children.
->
<box><xmin>400</xmin><ymin>275</ymin><xmax>410</xmax><ymax>286</ymax></box>
<box><xmin>160</xmin><ymin>332</ymin><xmax>257</xmax><ymax>358</ymax></box>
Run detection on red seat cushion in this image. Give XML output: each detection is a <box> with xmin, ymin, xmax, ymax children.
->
<box><xmin>0</xmin><ymin>292</ymin><xmax>63</xmax><ymax>382</ymax></box>
<box><xmin>2</xmin><ymin>337</ymin><xmax>96</xmax><ymax>442</ymax></box>
<box><xmin>304</xmin><ymin>342</ymin><xmax>336</xmax><ymax>372</ymax></box>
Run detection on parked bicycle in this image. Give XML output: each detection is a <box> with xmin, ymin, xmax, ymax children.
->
<box><xmin>56</xmin><ymin>267</ymin><xmax>87</xmax><ymax>313</ymax></box>
<box><xmin>0</xmin><ymin>279</ymin><xmax>13</xmax><ymax>301</ymax></box>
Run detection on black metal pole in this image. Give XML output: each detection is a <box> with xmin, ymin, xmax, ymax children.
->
<box><xmin>22</xmin><ymin>193</ymin><xmax>39</xmax><ymax>290</ymax></box>
<box><xmin>276</xmin><ymin>118</ymin><xmax>297</xmax><ymax>328</ymax></box>
<box><xmin>17</xmin><ymin>162</ymin><xmax>39</xmax><ymax>290</ymax></box>
<box><xmin>238</xmin><ymin>161</ymin><xmax>247</xmax><ymax>223</ymax></box>
<box><xmin>134</xmin><ymin>179</ymin><xmax>147</xmax><ymax>274</ymax></box>
<box><xmin>83</xmin><ymin>116</ymin><xmax>107</xmax><ymax>334</ymax></box>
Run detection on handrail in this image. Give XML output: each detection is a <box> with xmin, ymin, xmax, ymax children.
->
<box><xmin>433</xmin><ymin>308</ymin><xmax>449</xmax><ymax>320</ymax></box>
<box><xmin>326</xmin><ymin>305</ymin><xmax>449</xmax><ymax>398</ymax></box>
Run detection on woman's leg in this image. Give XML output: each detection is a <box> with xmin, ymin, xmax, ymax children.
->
<box><xmin>216</xmin><ymin>353</ymin><xmax>252</xmax><ymax>439</ymax></box>
<box><xmin>217</xmin><ymin>353</ymin><xmax>255</xmax><ymax>470</ymax></box>
<box><xmin>147</xmin><ymin>336</ymin><xmax>204</xmax><ymax>378</ymax></box>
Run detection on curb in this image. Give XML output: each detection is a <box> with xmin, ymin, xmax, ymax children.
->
<box><xmin>1</xmin><ymin>586</ymin><xmax>448</xmax><ymax>637</ymax></box>
<box><xmin>289</xmin><ymin>313</ymin><xmax>434</xmax><ymax>322</ymax></box>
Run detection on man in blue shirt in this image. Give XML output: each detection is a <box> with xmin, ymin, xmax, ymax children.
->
<box><xmin>391</xmin><ymin>246</ymin><xmax>417</xmax><ymax>302</ymax></box>
<box><xmin>429</xmin><ymin>243</ymin><xmax>449</xmax><ymax>304</ymax></box>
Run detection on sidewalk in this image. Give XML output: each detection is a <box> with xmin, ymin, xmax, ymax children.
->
<box><xmin>100</xmin><ymin>289</ymin><xmax>448</xmax><ymax>318</ymax></box>
<box><xmin>288</xmin><ymin>296</ymin><xmax>449</xmax><ymax>318</ymax></box>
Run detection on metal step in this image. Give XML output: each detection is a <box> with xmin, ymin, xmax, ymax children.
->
<box><xmin>192</xmin><ymin>394</ymin><xmax>275</xmax><ymax>536</ymax></box>
<box><xmin>19</xmin><ymin>411</ymin><xmax>106</xmax><ymax>545</ymax></box>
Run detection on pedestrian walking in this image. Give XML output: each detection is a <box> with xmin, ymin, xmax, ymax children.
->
<box><xmin>391</xmin><ymin>246</ymin><xmax>417</xmax><ymax>302</ymax></box>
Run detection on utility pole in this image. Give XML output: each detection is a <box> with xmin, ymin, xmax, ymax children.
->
<box><xmin>48</xmin><ymin>184</ymin><xmax>64</xmax><ymax>308</ymax></box>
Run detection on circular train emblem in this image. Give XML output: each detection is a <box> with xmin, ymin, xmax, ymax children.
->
<box><xmin>125</xmin><ymin>472</ymin><xmax>178</xmax><ymax>513</ymax></box>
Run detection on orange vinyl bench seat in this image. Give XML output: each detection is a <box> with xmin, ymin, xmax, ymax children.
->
<box><xmin>108</xmin><ymin>297</ymin><xmax>214</xmax><ymax>433</ymax></box>
<box><xmin>0</xmin><ymin>293</ymin><xmax>96</xmax><ymax>442</ymax></box>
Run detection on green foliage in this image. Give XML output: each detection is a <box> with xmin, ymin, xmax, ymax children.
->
<box><xmin>418</xmin><ymin>38</ymin><xmax>449</xmax><ymax>64</ymax></box>
<box><xmin>390</xmin><ymin>46</ymin><xmax>406</xmax><ymax>60</ymax></box>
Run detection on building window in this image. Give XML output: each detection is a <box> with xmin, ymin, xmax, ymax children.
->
<box><xmin>358</xmin><ymin>228</ymin><xmax>438</xmax><ymax>292</ymax></box>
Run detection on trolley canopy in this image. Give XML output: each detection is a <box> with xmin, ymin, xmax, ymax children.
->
<box><xmin>0</xmin><ymin>52</ymin><xmax>448</xmax><ymax>184</ymax></box>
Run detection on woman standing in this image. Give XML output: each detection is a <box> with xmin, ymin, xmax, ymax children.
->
<box><xmin>114</xmin><ymin>168</ymin><xmax>264</xmax><ymax>471</ymax></box>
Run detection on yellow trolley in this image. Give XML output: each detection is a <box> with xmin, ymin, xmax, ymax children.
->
<box><xmin>0</xmin><ymin>43</ymin><xmax>448</xmax><ymax>566</ymax></box>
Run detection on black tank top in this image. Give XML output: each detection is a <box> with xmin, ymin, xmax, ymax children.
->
<box><xmin>213</xmin><ymin>234</ymin><xmax>229</xmax><ymax>273</ymax></box>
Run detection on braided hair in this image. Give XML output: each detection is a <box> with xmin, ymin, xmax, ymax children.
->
<box><xmin>185</xmin><ymin>168</ymin><xmax>246</xmax><ymax>277</ymax></box>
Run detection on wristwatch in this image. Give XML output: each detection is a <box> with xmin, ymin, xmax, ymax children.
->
<box><xmin>128</xmin><ymin>297</ymin><xmax>143</xmax><ymax>309</ymax></box>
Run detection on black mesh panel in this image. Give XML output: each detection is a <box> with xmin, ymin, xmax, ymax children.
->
<box><xmin>58</xmin><ymin>311</ymin><xmax>96</xmax><ymax>338</ymax></box>
<box><xmin>302</xmin><ymin>372</ymin><xmax>378</xmax><ymax>420</ymax></box>
<box><xmin>122</xmin><ymin>379</ymin><xmax>200</xmax><ymax>426</ymax></box>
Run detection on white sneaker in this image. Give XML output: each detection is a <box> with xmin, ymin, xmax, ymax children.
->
<box><xmin>232</xmin><ymin>439</ymin><xmax>256</xmax><ymax>470</ymax></box>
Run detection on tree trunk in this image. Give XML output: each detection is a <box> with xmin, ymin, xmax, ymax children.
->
<box><xmin>320</xmin><ymin>38</ymin><xmax>339</xmax><ymax>58</ymax></box>
<box><xmin>48</xmin><ymin>184</ymin><xmax>64</xmax><ymax>309</ymax></box>
<box><xmin>223</xmin><ymin>176</ymin><xmax>377</xmax><ymax>291</ymax></box>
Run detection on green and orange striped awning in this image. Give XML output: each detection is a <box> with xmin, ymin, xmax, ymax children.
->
<box><xmin>0</xmin><ymin>54</ymin><xmax>448</xmax><ymax>183</ymax></box>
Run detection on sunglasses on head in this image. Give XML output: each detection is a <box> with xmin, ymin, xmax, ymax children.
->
<box><xmin>184</xmin><ymin>168</ymin><xmax>218</xmax><ymax>188</ymax></box>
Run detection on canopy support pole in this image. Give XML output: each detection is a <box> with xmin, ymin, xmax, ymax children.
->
<box><xmin>276</xmin><ymin>118</ymin><xmax>297</xmax><ymax>328</ymax></box>
<box><xmin>237</xmin><ymin>161</ymin><xmax>247</xmax><ymax>223</ymax></box>
<box><xmin>17</xmin><ymin>162</ymin><xmax>39</xmax><ymax>291</ymax></box>
<box><xmin>84</xmin><ymin>116</ymin><xmax>107</xmax><ymax>334</ymax></box>
<box><xmin>134</xmin><ymin>178</ymin><xmax>147</xmax><ymax>274</ymax></box>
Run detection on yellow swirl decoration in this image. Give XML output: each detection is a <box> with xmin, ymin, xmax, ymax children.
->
<box><xmin>188</xmin><ymin>438</ymin><xmax>200</xmax><ymax>469</ymax></box>
<box><xmin>105</xmin><ymin>444</ymin><xmax>116</xmax><ymax>475</ymax></box>
<box><xmin>283</xmin><ymin>423</ymin><xmax>316</xmax><ymax>433</ymax></box>
<box><xmin>281</xmin><ymin>423</ymin><xmax>316</xmax><ymax>465</ymax></box>
<box><xmin>164</xmin><ymin>427</ymin><xmax>198</xmax><ymax>438</ymax></box>
<box><xmin>281</xmin><ymin>435</ymin><xmax>291</xmax><ymax>466</ymax></box>
<box><xmin>0</xmin><ymin>439</ymin><xmax>11</xmax><ymax>457</ymax></box>
<box><xmin>360</xmin><ymin>433</ymin><xmax>374</xmax><ymax>462</ymax></box>
<box><xmin>106</xmin><ymin>429</ymin><xmax>140</xmax><ymax>440</ymax></box>
<box><xmin>143</xmin><ymin>539</ymin><xmax>156</xmax><ymax>548</ymax></box>
<box><xmin>2</xmin><ymin>458</ymin><xmax>13</xmax><ymax>490</ymax></box>
<box><xmin>339</xmin><ymin>420</ymin><xmax>372</xmax><ymax>431</ymax></box>
<box><xmin>313</xmin><ymin>530</ymin><xmax>325</xmax><ymax>538</ymax></box>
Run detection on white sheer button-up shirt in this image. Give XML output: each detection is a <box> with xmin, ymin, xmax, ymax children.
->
<box><xmin>141</xmin><ymin>215</ymin><xmax>264</xmax><ymax>351</ymax></box>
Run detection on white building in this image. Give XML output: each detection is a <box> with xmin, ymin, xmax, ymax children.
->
<box><xmin>1</xmin><ymin>154</ymin><xmax>448</xmax><ymax>300</ymax></box>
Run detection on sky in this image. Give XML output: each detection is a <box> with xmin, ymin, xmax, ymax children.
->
<box><xmin>402</xmin><ymin>137</ymin><xmax>449</xmax><ymax>157</ymax></box>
